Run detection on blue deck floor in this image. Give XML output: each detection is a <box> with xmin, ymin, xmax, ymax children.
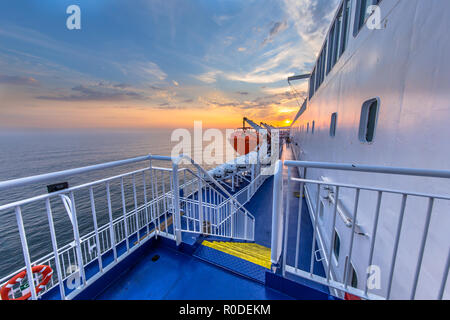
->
<box><xmin>97</xmin><ymin>245</ymin><xmax>292</xmax><ymax>300</ymax></box>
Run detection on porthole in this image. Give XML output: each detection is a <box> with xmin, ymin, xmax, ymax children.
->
<box><xmin>333</xmin><ymin>230</ymin><xmax>341</xmax><ymax>260</ymax></box>
<box><xmin>358</xmin><ymin>98</ymin><xmax>379</xmax><ymax>143</ymax></box>
<box><xmin>330</xmin><ymin>113</ymin><xmax>337</xmax><ymax>137</ymax></box>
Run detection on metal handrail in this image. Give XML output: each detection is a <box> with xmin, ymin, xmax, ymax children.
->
<box><xmin>173</xmin><ymin>155</ymin><xmax>255</xmax><ymax>221</ymax></box>
<box><xmin>0</xmin><ymin>153</ymin><xmax>254</xmax><ymax>221</ymax></box>
<box><xmin>0</xmin><ymin>155</ymin><xmax>160</xmax><ymax>191</ymax></box>
<box><xmin>274</xmin><ymin>159</ymin><xmax>450</xmax><ymax>300</ymax></box>
<box><xmin>284</xmin><ymin>160</ymin><xmax>450</xmax><ymax>178</ymax></box>
<box><xmin>0</xmin><ymin>152</ymin><xmax>259</xmax><ymax>300</ymax></box>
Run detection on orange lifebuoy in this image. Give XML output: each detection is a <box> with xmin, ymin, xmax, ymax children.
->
<box><xmin>1</xmin><ymin>265</ymin><xmax>53</xmax><ymax>300</ymax></box>
<box><xmin>344</xmin><ymin>292</ymin><xmax>362</xmax><ymax>300</ymax></box>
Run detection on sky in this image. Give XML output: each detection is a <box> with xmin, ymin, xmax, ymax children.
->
<box><xmin>0</xmin><ymin>0</ymin><xmax>339</xmax><ymax>129</ymax></box>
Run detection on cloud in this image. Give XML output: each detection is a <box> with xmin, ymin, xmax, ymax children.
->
<box><xmin>149</xmin><ymin>85</ymin><xmax>166</xmax><ymax>91</ymax></box>
<box><xmin>282</xmin><ymin>0</ymin><xmax>339</xmax><ymax>52</ymax></box>
<box><xmin>221</xmin><ymin>0</ymin><xmax>339</xmax><ymax>86</ymax></box>
<box><xmin>36</xmin><ymin>84</ymin><xmax>146</xmax><ymax>102</ymax></box>
<box><xmin>194</xmin><ymin>70</ymin><xmax>223</xmax><ymax>84</ymax></box>
<box><xmin>225</xmin><ymin>71</ymin><xmax>294</xmax><ymax>84</ymax></box>
<box><xmin>202</xmin><ymin>91</ymin><xmax>296</xmax><ymax>111</ymax></box>
<box><xmin>113</xmin><ymin>83</ymin><xmax>130</xmax><ymax>89</ymax></box>
<box><xmin>262</xmin><ymin>21</ymin><xmax>288</xmax><ymax>46</ymax></box>
<box><xmin>213</xmin><ymin>15</ymin><xmax>233</xmax><ymax>26</ymax></box>
<box><xmin>137</xmin><ymin>61</ymin><xmax>167</xmax><ymax>81</ymax></box>
<box><xmin>0</xmin><ymin>74</ymin><xmax>38</xmax><ymax>86</ymax></box>
<box><xmin>114</xmin><ymin>60</ymin><xmax>167</xmax><ymax>82</ymax></box>
<box><xmin>261</xmin><ymin>86</ymin><xmax>291</xmax><ymax>95</ymax></box>
<box><xmin>152</xmin><ymin>104</ymin><xmax>185</xmax><ymax>110</ymax></box>
<box><xmin>270</xmin><ymin>21</ymin><xmax>288</xmax><ymax>37</ymax></box>
<box><xmin>223</xmin><ymin>36</ymin><xmax>235</xmax><ymax>46</ymax></box>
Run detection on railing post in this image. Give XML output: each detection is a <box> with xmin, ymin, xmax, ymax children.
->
<box><xmin>15</xmin><ymin>206</ymin><xmax>38</xmax><ymax>300</ymax></box>
<box><xmin>142</xmin><ymin>171</ymin><xmax>150</xmax><ymax>235</ymax></box>
<box><xmin>45</xmin><ymin>199</ymin><xmax>65</xmax><ymax>300</ymax></box>
<box><xmin>106</xmin><ymin>182</ymin><xmax>117</xmax><ymax>262</ymax></box>
<box><xmin>89</xmin><ymin>188</ymin><xmax>103</xmax><ymax>274</ymax></box>
<box><xmin>251</xmin><ymin>163</ymin><xmax>256</xmax><ymax>196</ymax></box>
<box><xmin>438</xmin><ymin>249</ymin><xmax>450</xmax><ymax>300</ymax></box>
<box><xmin>172</xmin><ymin>160</ymin><xmax>182</xmax><ymax>246</ymax></box>
<box><xmin>69</xmin><ymin>192</ymin><xmax>86</xmax><ymax>288</ymax></box>
<box><xmin>230</xmin><ymin>201</ymin><xmax>235</xmax><ymax>238</ymax></box>
<box><xmin>198</xmin><ymin>168</ymin><xmax>204</xmax><ymax>234</ymax></box>
<box><xmin>282</xmin><ymin>166</ymin><xmax>293</xmax><ymax>277</ymax></box>
<box><xmin>271</xmin><ymin>160</ymin><xmax>283</xmax><ymax>267</ymax></box>
<box><xmin>120</xmin><ymin>178</ymin><xmax>130</xmax><ymax>252</ymax></box>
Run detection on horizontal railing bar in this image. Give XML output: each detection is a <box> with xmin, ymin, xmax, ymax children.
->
<box><xmin>0</xmin><ymin>166</ymin><xmax>175</xmax><ymax>211</ymax></box>
<box><xmin>291</xmin><ymin>177</ymin><xmax>450</xmax><ymax>201</ymax></box>
<box><xmin>0</xmin><ymin>155</ymin><xmax>158</xmax><ymax>191</ymax></box>
<box><xmin>285</xmin><ymin>160</ymin><xmax>450</xmax><ymax>179</ymax></box>
<box><xmin>149</xmin><ymin>155</ymin><xmax>172</xmax><ymax>161</ymax></box>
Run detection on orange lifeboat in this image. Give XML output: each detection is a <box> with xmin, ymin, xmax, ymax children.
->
<box><xmin>230</xmin><ymin>129</ymin><xmax>261</xmax><ymax>156</ymax></box>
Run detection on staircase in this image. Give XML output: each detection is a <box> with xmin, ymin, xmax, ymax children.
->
<box><xmin>193</xmin><ymin>240</ymin><xmax>271</xmax><ymax>284</ymax></box>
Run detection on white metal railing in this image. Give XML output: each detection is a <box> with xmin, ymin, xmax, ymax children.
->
<box><xmin>232</xmin><ymin>173</ymin><xmax>268</xmax><ymax>207</ymax></box>
<box><xmin>0</xmin><ymin>154</ymin><xmax>255</xmax><ymax>300</ymax></box>
<box><xmin>271</xmin><ymin>160</ymin><xmax>450</xmax><ymax>300</ymax></box>
<box><xmin>173</xmin><ymin>156</ymin><xmax>255</xmax><ymax>242</ymax></box>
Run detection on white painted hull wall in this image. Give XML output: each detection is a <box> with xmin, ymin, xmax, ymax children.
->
<box><xmin>291</xmin><ymin>0</ymin><xmax>450</xmax><ymax>299</ymax></box>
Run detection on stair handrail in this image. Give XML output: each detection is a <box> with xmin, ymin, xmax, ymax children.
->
<box><xmin>172</xmin><ymin>155</ymin><xmax>255</xmax><ymax>221</ymax></box>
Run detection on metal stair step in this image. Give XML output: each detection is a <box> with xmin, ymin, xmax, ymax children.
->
<box><xmin>201</xmin><ymin>241</ymin><xmax>271</xmax><ymax>269</ymax></box>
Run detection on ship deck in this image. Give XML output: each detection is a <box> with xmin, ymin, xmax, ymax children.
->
<box><xmin>87</xmin><ymin>144</ymin><xmax>330</xmax><ymax>300</ymax></box>
<box><xmin>36</xmin><ymin>144</ymin><xmax>331</xmax><ymax>300</ymax></box>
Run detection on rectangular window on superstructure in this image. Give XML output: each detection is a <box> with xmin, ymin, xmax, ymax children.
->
<box><xmin>309</xmin><ymin>68</ymin><xmax>316</xmax><ymax>99</ymax></box>
<box><xmin>340</xmin><ymin>0</ymin><xmax>351</xmax><ymax>56</ymax></box>
<box><xmin>333</xmin><ymin>7</ymin><xmax>342</xmax><ymax>66</ymax></box>
<box><xmin>327</xmin><ymin>24</ymin><xmax>335</xmax><ymax>75</ymax></box>
<box><xmin>327</xmin><ymin>3</ymin><xmax>346</xmax><ymax>75</ymax></box>
<box><xmin>320</xmin><ymin>41</ymin><xmax>327</xmax><ymax>86</ymax></box>
<box><xmin>358</xmin><ymin>0</ymin><xmax>369</xmax><ymax>31</ymax></box>
<box><xmin>316</xmin><ymin>50</ymin><xmax>323</xmax><ymax>90</ymax></box>
<box><xmin>330</xmin><ymin>112</ymin><xmax>337</xmax><ymax>137</ymax></box>
<box><xmin>358</xmin><ymin>98</ymin><xmax>380</xmax><ymax>143</ymax></box>
<box><xmin>323</xmin><ymin>41</ymin><xmax>328</xmax><ymax>82</ymax></box>
<box><xmin>315</xmin><ymin>54</ymin><xmax>321</xmax><ymax>90</ymax></box>
<box><xmin>319</xmin><ymin>50</ymin><xmax>324</xmax><ymax>87</ymax></box>
<box><xmin>333</xmin><ymin>230</ymin><xmax>341</xmax><ymax>260</ymax></box>
<box><xmin>355</xmin><ymin>0</ymin><xmax>381</xmax><ymax>35</ymax></box>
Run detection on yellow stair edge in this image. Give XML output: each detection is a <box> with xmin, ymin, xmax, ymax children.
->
<box><xmin>214</xmin><ymin>242</ymin><xmax>271</xmax><ymax>261</ymax></box>
<box><xmin>202</xmin><ymin>241</ymin><xmax>271</xmax><ymax>269</ymax></box>
<box><xmin>204</xmin><ymin>241</ymin><xmax>271</xmax><ymax>258</ymax></box>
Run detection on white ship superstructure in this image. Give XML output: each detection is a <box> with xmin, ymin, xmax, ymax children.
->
<box><xmin>289</xmin><ymin>0</ymin><xmax>450</xmax><ymax>299</ymax></box>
